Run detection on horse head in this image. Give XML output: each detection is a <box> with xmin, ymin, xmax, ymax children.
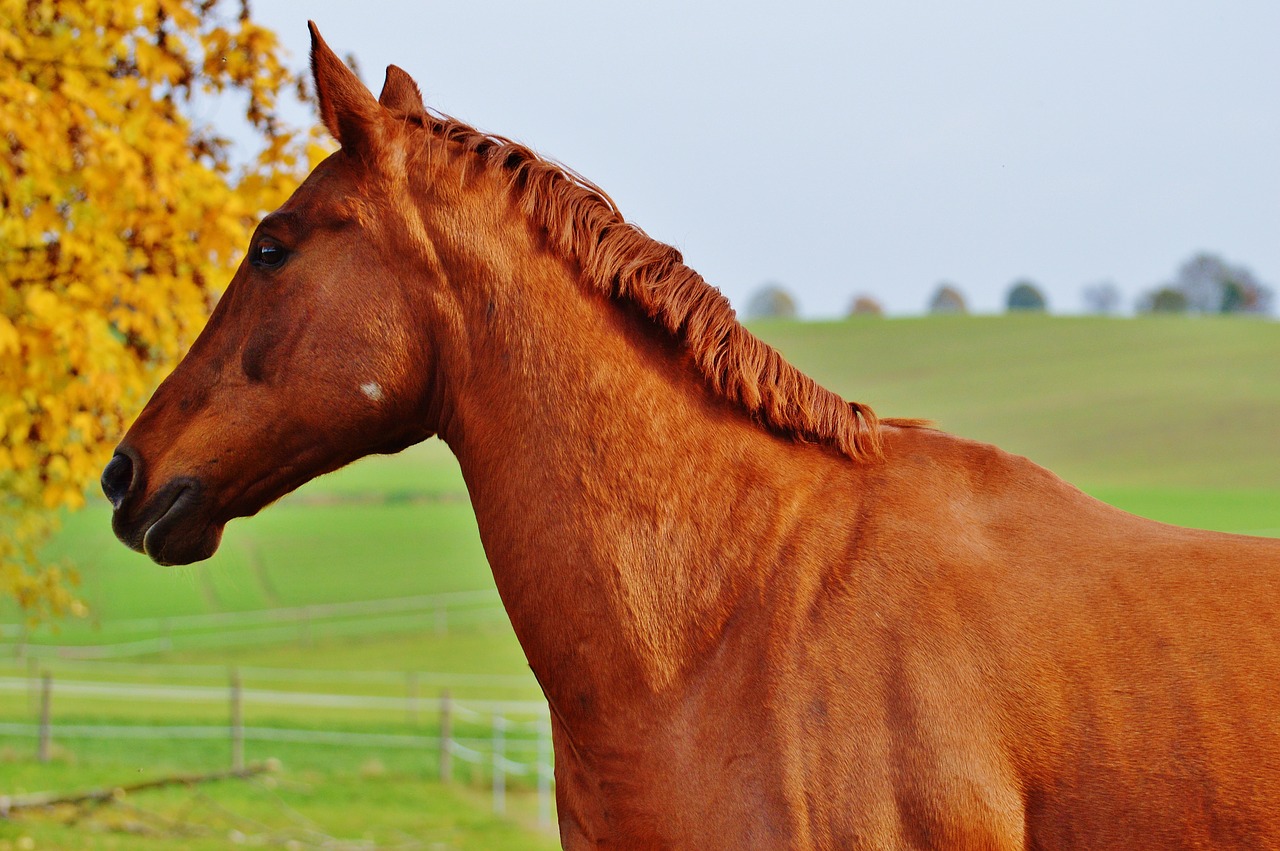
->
<box><xmin>103</xmin><ymin>25</ymin><xmax>447</xmax><ymax>565</ymax></box>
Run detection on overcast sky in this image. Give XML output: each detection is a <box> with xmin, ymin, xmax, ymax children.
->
<box><xmin>249</xmin><ymin>1</ymin><xmax>1279</xmax><ymax>318</ymax></box>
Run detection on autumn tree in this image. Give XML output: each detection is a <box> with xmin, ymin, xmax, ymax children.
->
<box><xmin>927</xmin><ymin>283</ymin><xmax>968</xmax><ymax>315</ymax></box>
<box><xmin>746</xmin><ymin>283</ymin><xmax>798</xmax><ymax>319</ymax></box>
<box><xmin>848</xmin><ymin>294</ymin><xmax>884</xmax><ymax>317</ymax></box>
<box><xmin>0</xmin><ymin>1</ymin><xmax>320</xmax><ymax>618</ymax></box>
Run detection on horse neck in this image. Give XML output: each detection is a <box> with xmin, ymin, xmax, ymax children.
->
<box><xmin>428</xmin><ymin>195</ymin><xmax>807</xmax><ymax>716</ymax></box>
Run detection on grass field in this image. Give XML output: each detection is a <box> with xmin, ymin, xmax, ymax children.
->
<box><xmin>1</xmin><ymin>738</ymin><xmax>558</xmax><ymax>850</ymax></box>
<box><xmin>761</xmin><ymin>314</ymin><xmax>1280</xmax><ymax>491</ymax></box>
<box><xmin>2</xmin><ymin>314</ymin><xmax>1277</xmax><ymax>849</ymax></box>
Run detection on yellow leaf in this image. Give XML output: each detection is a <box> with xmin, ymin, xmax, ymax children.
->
<box><xmin>0</xmin><ymin>315</ymin><xmax>18</xmax><ymax>355</ymax></box>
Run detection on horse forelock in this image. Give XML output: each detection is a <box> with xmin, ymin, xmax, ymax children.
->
<box><xmin>398</xmin><ymin>109</ymin><xmax>890</xmax><ymax>462</ymax></box>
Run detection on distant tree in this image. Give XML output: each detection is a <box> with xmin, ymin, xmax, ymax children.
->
<box><xmin>1222</xmin><ymin>279</ymin><xmax>1249</xmax><ymax>314</ymax></box>
<box><xmin>1006</xmin><ymin>280</ymin><xmax>1048</xmax><ymax>312</ymax></box>
<box><xmin>1082</xmin><ymin>281</ymin><xmax>1122</xmax><ymax>315</ymax></box>
<box><xmin>1141</xmin><ymin>287</ymin><xmax>1189</xmax><ymax>314</ymax></box>
<box><xmin>928</xmin><ymin>283</ymin><xmax>968</xmax><ymax>315</ymax></box>
<box><xmin>1163</xmin><ymin>252</ymin><xmax>1272</xmax><ymax>315</ymax></box>
<box><xmin>848</xmin><ymin>294</ymin><xmax>884</xmax><ymax>317</ymax></box>
<box><xmin>746</xmin><ymin>283</ymin><xmax>798</xmax><ymax>319</ymax></box>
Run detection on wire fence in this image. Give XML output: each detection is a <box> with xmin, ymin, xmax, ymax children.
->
<box><xmin>0</xmin><ymin>670</ymin><xmax>555</xmax><ymax>827</ymax></box>
<box><xmin>0</xmin><ymin>591</ymin><xmax>556</xmax><ymax>824</ymax></box>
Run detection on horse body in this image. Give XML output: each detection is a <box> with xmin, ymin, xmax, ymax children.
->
<box><xmin>469</xmin><ymin>372</ymin><xmax>1280</xmax><ymax>847</ymax></box>
<box><xmin>100</xmin><ymin>24</ymin><xmax>1280</xmax><ymax>848</ymax></box>
<box><xmin>436</xmin><ymin>197</ymin><xmax>1280</xmax><ymax>845</ymax></box>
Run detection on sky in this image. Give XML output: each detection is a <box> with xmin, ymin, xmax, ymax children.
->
<box><xmin>246</xmin><ymin>1</ymin><xmax>1279</xmax><ymax>318</ymax></box>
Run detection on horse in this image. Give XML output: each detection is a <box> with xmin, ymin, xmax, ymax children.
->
<box><xmin>101</xmin><ymin>23</ymin><xmax>1280</xmax><ymax>849</ymax></box>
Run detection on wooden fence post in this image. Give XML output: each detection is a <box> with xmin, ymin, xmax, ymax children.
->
<box><xmin>439</xmin><ymin>690</ymin><xmax>452</xmax><ymax>783</ymax></box>
<box><xmin>230</xmin><ymin>668</ymin><xmax>244</xmax><ymax>771</ymax></box>
<box><xmin>406</xmin><ymin>672</ymin><xmax>420</xmax><ymax>725</ymax></box>
<box><xmin>27</xmin><ymin>657</ymin><xmax>38</xmax><ymax>713</ymax></box>
<box><xmin>537</xmin><ymin>720</ymin><xmax>552</xmax><ymax>829</ymax></box>
<box><xmin>37</xmin><ymin>671</ymin><xmax>52</xmax><ymax>763</ymax></box>
<box><xmin>492</xmin><ymin>713</ymin><xmax>506</xmax><ymax>816</ymax></box>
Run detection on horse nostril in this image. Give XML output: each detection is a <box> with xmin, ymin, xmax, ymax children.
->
<box><xmin>101</xmin><ymin>452</ymin><xmax>136</xmax><ymax>510</ymax></box>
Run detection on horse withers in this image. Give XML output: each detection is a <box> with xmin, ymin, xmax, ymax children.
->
<box><xmin>102</xmin><ymin>23</ymin><xmax>1280</xmax><ymax>849</ymax></box>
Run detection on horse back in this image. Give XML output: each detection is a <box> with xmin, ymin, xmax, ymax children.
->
<box><xmin>767</xmin><ymin>426</ymin><xmax>1280</xmax><ymax>848</ymax></box>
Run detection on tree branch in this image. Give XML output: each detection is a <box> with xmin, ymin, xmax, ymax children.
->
<box><xmin>0</xmin><ymin>761</ymin><xmax>275</xmax><ymax>816</ymax></box>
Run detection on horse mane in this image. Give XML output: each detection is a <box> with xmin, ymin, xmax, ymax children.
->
<box><xmin>406</xmin><ymin>109</ymin><xmax>904</xmax><ymax>462</ymax></box>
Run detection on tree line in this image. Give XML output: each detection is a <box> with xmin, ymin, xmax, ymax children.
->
<box><xmin>747</xmin><ymin>252</ymin><xmax>1274</xmax><ymax>319</ymax></box>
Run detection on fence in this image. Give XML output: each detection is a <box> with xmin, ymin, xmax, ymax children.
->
<box><xmin>0</xmin><ymin>669</ymin><xmax>555</xmax><ymax>827</ymax></box>
<box><xmin>0</xmin><ymin>658</ymin><xmax>534</xmax><ymax>690</ymax></box>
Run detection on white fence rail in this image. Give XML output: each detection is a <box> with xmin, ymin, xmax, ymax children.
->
<box><xmin>0</xmin><ymin>721</ymin><xmax>545</xmax><ymax>754</ymax></box>
<box><xmin>0</xmin><ymin>658</ymin><xmax>534</xmax><ymax>689</ymax></box>
<box><xmin>0</xmin><ymin>676</ymin><xmax>545</xmax><ymax>715</ymax></box>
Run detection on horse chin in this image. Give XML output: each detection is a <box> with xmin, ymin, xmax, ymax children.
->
<box><xmin>143</xmin><ymin>508</ymin><xmax>224</xmax><ymax>567</ymax></box>
<box><xmin>113</xmin><ymin>479</ymin><xmax>224</xmax><ymax>566</ymax></box>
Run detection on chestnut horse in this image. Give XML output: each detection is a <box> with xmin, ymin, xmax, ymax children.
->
<box><xmin>102</xmin><ymin>24</ymin><xmax>1280</xmax><ymax>849</ymax></box>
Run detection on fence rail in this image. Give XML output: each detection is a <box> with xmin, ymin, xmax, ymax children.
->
<box><xmin>0</xmin><ymin>676</ymin><xmax>546</xmax><ymax>715</ymax></box>
<box><xmin>0</xmin><ymin>658</ymin><xmax>534</xmax><ymax>689</ymax></box>
<box><xmin>0</xmin><ymin>721</ymin><xmax>546</xmax><ymax>753</ymax></box>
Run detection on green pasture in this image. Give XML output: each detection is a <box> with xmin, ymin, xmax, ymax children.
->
<box><xmin>2</xmin><ymin>314</ymin><xmax>1278</xmax><ymax>849</ymax></box>
<box><xmin>0</xmin><ymin>736</ymin><xmax>557</xmax><ymax>851</ymax></box>
<box><xmin>41</xmin><ymin>440</ymin><xmax>482</xmax><ymax>626</ymax></box>
<box><xmin>757</xmin><ymin>313</ymin><xmax>1280</xmax><ymax>535</ymax></box>
<box><xmin>761</xmin><ymin>314</ymin><xmax>1280</xmax><ymax>491</ymax></box>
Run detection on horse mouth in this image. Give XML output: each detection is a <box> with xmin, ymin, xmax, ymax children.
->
<box><xmin>113</xmin><ymin>479</ymin><xmax>222</xmax><ymax>566</ymax></box>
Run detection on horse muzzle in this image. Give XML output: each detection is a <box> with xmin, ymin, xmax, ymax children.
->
<box><xmin>102</xmin><ymin>447</ymin><xmax>223</xmax><ymax>566</ymax></box>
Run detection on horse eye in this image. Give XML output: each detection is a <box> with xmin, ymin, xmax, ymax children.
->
<box><xmin>254</xmin><ymin>239</ymin><xmax>287</xmax><ymax>269</ymax></box>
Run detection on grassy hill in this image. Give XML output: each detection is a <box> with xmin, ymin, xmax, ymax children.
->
<box><xmin>756</xmin><ymin>314</ymin><xmax>1280</xmax><ymax>535</ymax></box>
<box><xmin>757</xmin><ymin>314</ymin><xmax>1279</xmax><ymax>491</ymax></box>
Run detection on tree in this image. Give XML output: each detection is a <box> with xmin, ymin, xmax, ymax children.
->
<box><xmin>1161</xmin><ymin>252</ymin><xmax>1272</xmax><ymax>315</ymax></box>
<box><xmin>1006</xmin><ymin>280</ymin><xmax>1048</xmax><ymax>313</ymax></box>
<box><xmin>927</xmin><ymin>283</ymin><xmax>968</xmax><ymax>315</ymax></box>
<box><xmin>746</xmin><ymin>283</ymin><xmax>798</xmax><ymax>319</ymax></box>
<box><xmin>1141</xmin><ymin>287</ymin><xmax>1189</xmax><ymax>314</ymax></box>
<box><xmin>0</xmin><ymin>1</ymin><xmax>318</xmax><ymax>619</ymax></box>
<box><xmin>848</xmin><ymin>294</ymin><xmax>884</xmax><ymax>317</ymax></box>
<box><xmin>1082</xmin><ymin>281</ymin><xmax>1122</xmax><ymax>315</ymax></box>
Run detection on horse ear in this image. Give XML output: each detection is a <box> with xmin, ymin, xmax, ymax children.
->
<box><xmin>379</xmin><ymin>65</ymin><xmax>426</xmax><ymax>116</ymax></box>
<box><xmin>308</xmin><ymin>22</ymin><xmax>383</xmax><ymax>151</ymax></box>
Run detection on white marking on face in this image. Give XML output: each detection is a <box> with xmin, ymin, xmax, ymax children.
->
<box><xmin>360</xmin><ymin>382</ymin><xmax>384</xmax><ymax>402</ymax></box>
